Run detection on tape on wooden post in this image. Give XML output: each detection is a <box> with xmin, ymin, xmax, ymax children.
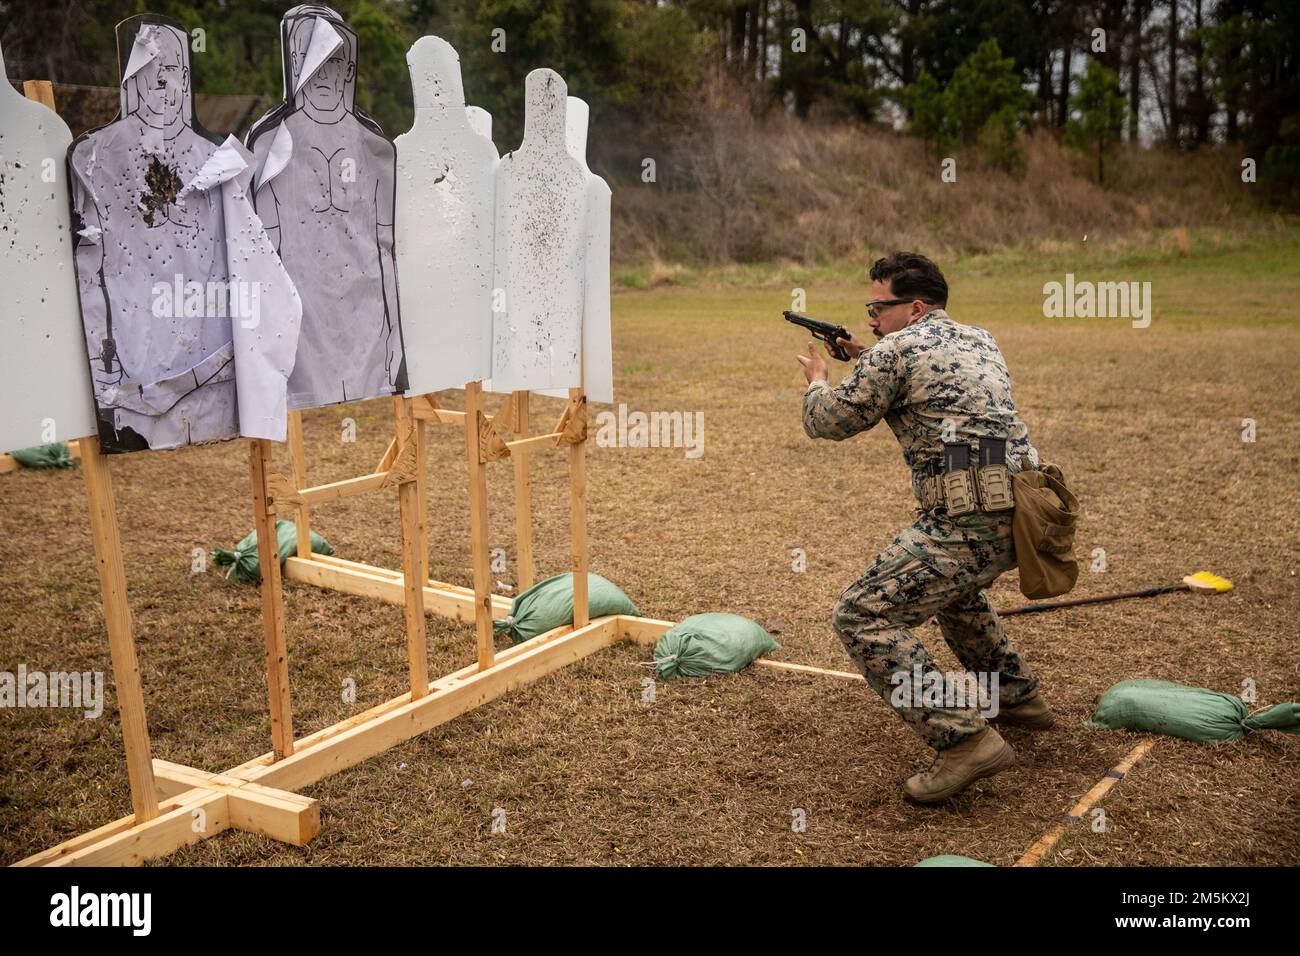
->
<box><xmin>380</xmin><ymin>425</ymin><xmax>420</xmax><ymax>487</ymax></box>
<box><xmin>554</xmin><ymin>395</ymin><xmax>587</xmax><ymax>446</ymax></box>
<box><xmin>265</xmin><ymin>471</ymin><xmax>303</xmax><ymax>510</ymax></box>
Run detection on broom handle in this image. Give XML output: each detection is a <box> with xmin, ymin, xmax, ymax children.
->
<box><xmin>998</xmin><ymin>583</ymin><xmax>1188</xmax><ymax>617</ymax></box>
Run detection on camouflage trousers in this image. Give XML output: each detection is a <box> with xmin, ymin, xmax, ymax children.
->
<box><xmin>832</xmin><ymin>511</ymin><xmax>1039</xmax><ymax>751</ymax></box>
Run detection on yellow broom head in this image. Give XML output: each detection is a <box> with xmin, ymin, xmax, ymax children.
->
<box><xmin>1183</xmin><ymin>571</ymin><xmax>1233</xmax><ymax>594</ymax></box>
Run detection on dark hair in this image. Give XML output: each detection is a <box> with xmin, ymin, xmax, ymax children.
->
<box><xmin>869</xmin><ymin>252</ymin><xmax>948</xmax><ymax>306</ymax></box>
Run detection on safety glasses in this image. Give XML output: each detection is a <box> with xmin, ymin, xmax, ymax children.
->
<box><xmin>866</xmin><ymin>298</ymin><xmax>911</xmax><ymax>319</ymax></box>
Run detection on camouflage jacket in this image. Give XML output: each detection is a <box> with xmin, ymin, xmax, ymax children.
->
<box><xmin>802</xmin><ymin>308</ymin><xmax>1039</xmax><ymax>505</ymax></box>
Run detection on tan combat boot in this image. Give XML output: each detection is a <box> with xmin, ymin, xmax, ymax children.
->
<box><xmin>904</xmin><ymin>727</ymin><xmax>1015</xmax><ymax>803</ymax></box>
<box><xmin>988</xmin><ymin>691</ymin><xmax>1056</xmax><ymax>730</ymax></box>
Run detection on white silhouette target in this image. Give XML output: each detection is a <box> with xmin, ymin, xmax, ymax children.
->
<box><xmin>489</xmin><ymin>69</ymin><xmax>587</xmax><ymax>394</ymax></box>
<box><xmin>465</xmin><ymin>106</ymin><xmax>493</xmax><ymax>141</ymax></box>
<box><xmin>394</xmin><ymin>36</ymin><xmax>499</xmax><ymax>394</ymax></box>
<box><xmin>536</xmin><ymin>96</ymin><xmax>613</xmax><ymax>405</ymax></box>
<box><xmin>0</xmin><ymin>42</ymin><xmax>98</xmax><ymax>450</ymax></box>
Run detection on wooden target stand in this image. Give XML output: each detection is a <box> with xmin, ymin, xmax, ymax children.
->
<box><xmin>19</xmin><ymin>338</ymin><xmax>676</xmax><ymax>867</ymax></box>
<box><xmin>9</xmin><ymin>80</ymin><xmax>308</xmax><ymax>865</ymax></box>
<box><xmin>13</xmin><ymin>80</ymin><xmax>676</xmax><ymax>867</ymax></box>
<box><xmin>21</xmin><ymin>377</ymin><xmax>675</xmax><ymax>867</ymax></box>
<box><xmin>275</xmin><ymin>382</ymin><xmax>595</xmax><ymax>673</ymax></box>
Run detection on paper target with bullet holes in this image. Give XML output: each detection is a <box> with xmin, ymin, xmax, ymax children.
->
<box><xmin>489</xmin><ymin>69</ymin><xmax>589</xmax><ymax>395</ymax></box>
<box><xmin>535</xmin><ymin>96</ymin><xmax>613</xmax><ymax>405</ymax></box>
<box><xmin>66</xmin><ymin>14</ymin><xmax>301</xmax><ymax>453</ymax></box>
<box><xmin>246</xmin><ymin>4</ymin><xmax>407</xmax><ymax>412</ymax></box>
<box><xmin>393</xmin><ymin>36</ymin><xmax>499</xmax><ymax>395</ymax></box>
<box><xmin>0</xmin><ymin>42</ymin><xmax>100</xmax><ymax>451</ymax></box>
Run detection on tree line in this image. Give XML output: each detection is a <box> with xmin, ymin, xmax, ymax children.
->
<box><xmin>2</xmin><ymin>1</ymin><xmax>1294</xmax><ymax>198</ymax></box>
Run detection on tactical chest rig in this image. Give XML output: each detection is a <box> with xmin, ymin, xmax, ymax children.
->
<box><xmin>919</xmin><ymin>438</ymin><xmax>1015</xmax><ymax>516</ymax></box>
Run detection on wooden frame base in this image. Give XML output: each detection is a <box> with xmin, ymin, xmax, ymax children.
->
<box><xmin>14</xmin><ymin>383</ymin><xmax>605</xmax><ymax>868</ymax></box>
<box><xmin>16</xmin><ymin>614</ymin><xmax>672</xmax><ymax>866</ymax></box>
<box><xmin>284</xmin><ymin>553</ymin><xmax>510</xmax><ymax>620</ymax></box>
<box><xmin>12</xmin><ymin>80</ymin><xmax>613</xmax><ymax>869</ymax></box>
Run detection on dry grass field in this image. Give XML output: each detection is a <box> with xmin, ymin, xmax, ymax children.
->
<box><xmin>2</xmin><ymin>228</ymin><xmax>1297</xmax><ymax>866</ymax></box>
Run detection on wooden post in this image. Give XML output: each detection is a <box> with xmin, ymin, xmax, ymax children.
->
<box><xmin>415</xmin><ymin>406</ymin><xmax>429</xmax><ymax>587</ymax></box>
<box><xmin>79</xmin><ymin>438</ymin><xmax>160</xmax><ymax>822</ymax></box>
<box><xmin>463</xmin><ymin>382</ymin><xmax>495</xmax><ymax>670</ymax></box>
<box><xmin>22</xmin><ymin>79</ymin><xmax>55</xmax><ymax>108</ymax></box>
<box><xmin>393</xmin><ymin>396</ymin><xmax>429</xmax><ymax>698</ymax></box>
<box><xmin>250</xmin><ymin>440</ymin><xmax>294</xmax><ymax>758</ymax></box>
<box><xmin>512</xmin><ymin>391</ymin><xmax>535</xmax><ymax>590</ymax></box>
<box><xmin>25</xmin><ymin>76</ymin><xmax>159</xmax><ymax>822</ymax></box>
<box><xmin>568</xmin><ymin>385</ymin><xmax>589</xmax><ymax>628</ymax></box>
<box><xmin>287</xmin><ymin>411</ymin><xmax>311</xmax><ymax>560</ymax></box>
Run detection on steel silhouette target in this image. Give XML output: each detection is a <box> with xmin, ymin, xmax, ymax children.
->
<box><xmin>66</xmin><ymin>14</ymin><xmax>301</xmax><ymax>453</ymax></box>
<box><xmin>489</xmin><ymin>69</ymin><xmax>588</xmax><ymax>395</ymax></box>
<box><xmin>394</xmin><ymin>36</ymin><xmax>499</xmax><ymax>395</ymax></box>
<box><xmin>536</xmin><ymin>95</ymin><xmax>613</xmax><ymax>405</ymax></box>
<box><xmin>0</xmin><ymin>41</ymin><xmax>99</xmax><ymax>451</ymax></box>
<box><xmin>247</xmin><ymin>4</ymin><xmax>406</xmax><ymax>412</ymax></box>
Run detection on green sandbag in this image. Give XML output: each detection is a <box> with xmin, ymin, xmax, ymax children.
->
<box><xmin>653</xmin><ymin>612</ymin><xmax>780</xmax><ymax>678</ymax></box>
<box><xmin>914</xmin><ymin>855</ymin><xmax>995</xmax><ymax>867</ymax></box>
<box><xmin>492</xmin><ymin>573</ymin><xmax>640</xmax><ymax>644</ymax></box>
<box><xmin>211</xmin><ymin>520</ymin><xmax>334</xmax><ymax>583</ymax></box>
<box><xmin>9</xmin><ymin>442</ymin><xmax>74</xmax><ymax>469</ymax></box>
<box><xmin>1085</xmin><ymin>679</ymin><xmax>1300</xmax><ymax>743</ymax></box>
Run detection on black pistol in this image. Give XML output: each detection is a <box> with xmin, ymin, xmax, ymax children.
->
<box><xmin>783</xmin><ymin>310</ymin><xmax>852</xmax><ymax>361</ymax></box>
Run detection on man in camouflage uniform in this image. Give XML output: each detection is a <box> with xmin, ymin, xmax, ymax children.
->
<box><xmin>796</xmin><ymin>252</ymin><xmax>1054</xmax><ymax>803</ymax></box>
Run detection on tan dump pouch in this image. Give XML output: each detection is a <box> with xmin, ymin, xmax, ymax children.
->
<box><xmin>1010</xmin><ymin>467</ymin><xmax>1080</xmax><ymax>599</ymax></box>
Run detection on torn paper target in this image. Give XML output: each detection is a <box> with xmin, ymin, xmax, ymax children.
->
<box><xmin>247</xmin><ymin>5</ymin><xmax>406</xmax><ymax>411</ymax></box>
<box><xmin>394</xmin><ymin>36</ymin><xmax>498</xmax><ymax>395</ymax></box>
<box><xmin>67</xmin><ymin>15</ymin><xmax>301</xmax><ymax>452</ymax></box>
<box><xmin>0</xmin><ymin>41</ymin><xmax>99</xmax><ymax>450</ymax></box>
<box><xmin>489</xmin><ymin>69</ymin><xmax>588</xmax><ymax>394</ymax></box>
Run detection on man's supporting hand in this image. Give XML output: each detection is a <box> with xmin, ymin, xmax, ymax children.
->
<box><xmin>830</xmin><ymin>333</ymin><xmax>868</xmax><ymax>361</ymax></box>
<box><xmin>797</xmin><ymin>341</ymin><xmax>829</xmax><ymax>385</ymax></box>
